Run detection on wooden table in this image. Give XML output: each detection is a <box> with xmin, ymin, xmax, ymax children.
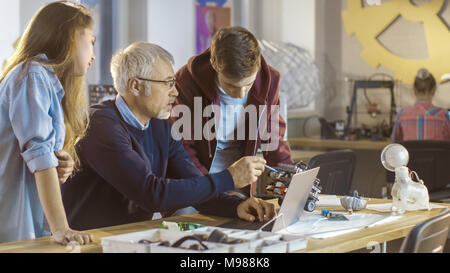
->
<box><xmin>289</xmin><ymin>137</ymin><xmax>391</xmax><ymax>151</ymax></box>
<box><xmin>0</xmin><ymin>196</ymin><xmax>447</xmax><ymax>253</ymax></box>
<box><xmin>305</xmin><ymin>199</ymin><xmax>449</xmax><ymax>253</ymax></box>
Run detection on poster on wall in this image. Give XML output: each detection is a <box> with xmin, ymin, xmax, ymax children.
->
<box><xmin>196</xmin><ymin>5</ymin><xmax>230</xmax><ymax>54</ymax></box>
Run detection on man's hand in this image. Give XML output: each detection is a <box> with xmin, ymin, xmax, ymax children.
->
<box><xmin>227</xmin><ymin>156</ymin><xmax>266</xmax><ymax>189</ymax></box>
<box><xmin>237</xmin><ymin>197</ymin><xmax>275</xmax><ymax>222</ymax></box>
<box><xmin>55</xmin><ymin>150</ymin><xmax>74</xmax><ymax>184</ymax></box>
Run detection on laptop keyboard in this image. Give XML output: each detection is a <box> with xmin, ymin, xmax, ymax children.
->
<box><xmin>218</xmin><ymin>219</ymin><xmax>274</xmax><ymax>232</ymax></box>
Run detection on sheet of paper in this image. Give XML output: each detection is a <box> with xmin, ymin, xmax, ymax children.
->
<box><xmin>316</xmin><ymin>195</ymin><xmax>342</xmax><ymax>207</ymax></box>
<box><xmin>276</xmin><ymin>211</ymin><xmax>401</xmax><ymax>239</ymax></box>
<box><xmin>366</xmin><ymin>215</ymin><xmax>403</xmax><ymax>228</ymax></box>
<box><xmin>365</xmin><ymin>203</ymin><xmax>394</xmax><ymax>213</ymax></box>
<box><xmin>366</xmin><ymin>202</ymin><xmax>448</xmax><ymax>213</ymax></box>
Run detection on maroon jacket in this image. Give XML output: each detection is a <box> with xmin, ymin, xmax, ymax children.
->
<box><xmin>172</xmin><ymin>49</ymin><xmax>293</xmax><ymax>175</ymax></box>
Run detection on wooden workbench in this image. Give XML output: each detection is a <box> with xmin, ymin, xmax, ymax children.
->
<box><xmin>0</xmin><ymin>197</ymin><xmax>447</xmax><ymax>253</ymax></box>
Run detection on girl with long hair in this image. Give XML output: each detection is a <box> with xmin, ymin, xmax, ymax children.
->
<box><xmin>0</xmin><ymin>1</ymin><xmax>95</xmax><ymax>244</ymax></box>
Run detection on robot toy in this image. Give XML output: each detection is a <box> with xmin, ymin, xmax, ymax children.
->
<box><xmin>256</xmin><ymin>161</ymin><xmax>321</xmax><ymax>212</ymax></box>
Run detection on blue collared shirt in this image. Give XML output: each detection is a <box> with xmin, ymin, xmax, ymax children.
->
<box><xmin>115</xmin><ymin>95</ymin><xmax>149</xmax><ymax>131</ymax></box>
<box><xmin>0</xmin><ymin>55</ymin><xmax>65</xmax><ymax>243</ymax></box>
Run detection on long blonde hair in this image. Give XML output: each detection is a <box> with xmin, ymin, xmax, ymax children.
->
<box><xmin>0</xmin><ymin>1</ymin><xmax>93</xmax><ymax>170</ymax></box>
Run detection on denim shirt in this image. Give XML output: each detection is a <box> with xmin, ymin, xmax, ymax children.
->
<box><xmin>0</xmin><ymin>55</ymin><xmax>65</xmax><ymax>243</ymax></box>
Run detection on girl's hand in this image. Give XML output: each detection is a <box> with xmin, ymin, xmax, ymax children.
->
<box><xmin>52</xmin><ymin>228</ymin><xmax>94</xmax><ymax>245</ymax></box>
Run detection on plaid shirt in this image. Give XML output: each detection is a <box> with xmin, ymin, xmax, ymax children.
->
<box><xmin>391</xmin><ymin>101</ymin><xmax>450</xmax><ymax>141</ymax></box>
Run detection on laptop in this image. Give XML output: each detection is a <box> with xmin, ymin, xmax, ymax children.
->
<box><xmin>219</xmin><ymin>167</ymin><xmax>320</xmax><ymax>232</ymax></box>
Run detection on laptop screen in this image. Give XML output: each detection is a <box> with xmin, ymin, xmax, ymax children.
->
<box><xmin>218</xmin><ymin>167</ymin><xmax>320</xmax><ymax>233</ymax></box>
<box><xmin>272</xmin><ymin>167</ymin><xmax>320</xmax><ymax>232</ymax></box>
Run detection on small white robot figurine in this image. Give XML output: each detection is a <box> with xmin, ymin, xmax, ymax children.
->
<box><xmin>381</xmin><ymin>144</ymin><xmax>430</xmax><ymax>214</ymax></box>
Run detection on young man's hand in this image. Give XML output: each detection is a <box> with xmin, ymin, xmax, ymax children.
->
<box><xmin>237</xmin><ymin>197</ymin><xmax>275</xmax><ymax>222</ymax></box>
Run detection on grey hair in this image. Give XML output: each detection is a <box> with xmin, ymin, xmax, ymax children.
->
<box><xmin>110</xmin><ymin>42</ymin><xmax>174</xmax><ymax>96</ymax></box>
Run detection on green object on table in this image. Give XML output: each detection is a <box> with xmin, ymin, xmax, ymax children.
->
<box><xmin>178</xmin><ymin>222</ymin><xmax>204</xmax><ymax>231</ymax></box>
<box><xmin>159</xmin><ymin>221</ymin><xmax>204</xmax><ymax>231</ymax></box>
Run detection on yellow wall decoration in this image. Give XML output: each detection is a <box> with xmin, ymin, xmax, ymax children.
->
<box><xmin>342</xmin><ymin>0</ymin><xmax>450</xmax><ymax>85</ymax></box>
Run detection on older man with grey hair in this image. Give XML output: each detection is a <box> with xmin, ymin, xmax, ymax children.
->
<box><xmin>61</xmin><ymin>42</ymin><xmax>274</xmax><ymax>230</ymax></box>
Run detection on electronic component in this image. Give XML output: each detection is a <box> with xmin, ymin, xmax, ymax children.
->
<box><xmin>88</xmin><ymin>84</ymin><xmax>117</xmax><ymax>105</ymax></box>
<box><xmin>256</xmin><ymin>161</ymin><xmax>321</xmax><ymax>212</ymax></box>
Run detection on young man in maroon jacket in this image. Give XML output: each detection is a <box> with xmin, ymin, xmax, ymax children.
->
<box><xmin>172</xmin><ymin>26</ymin><xmax>293</xmax><ymax>195</ymax></box>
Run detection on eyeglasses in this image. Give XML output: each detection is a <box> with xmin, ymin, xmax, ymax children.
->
<box><xmin>135</xmin><ymin>76</ymin><xmax>177</xmax><ymax>90</ymax></box>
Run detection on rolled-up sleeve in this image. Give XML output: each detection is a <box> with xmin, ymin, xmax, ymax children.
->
<box><xmin>9</xmin><ymin>72</ymin><xmax>59</xmax><ymax>173</ymax></box>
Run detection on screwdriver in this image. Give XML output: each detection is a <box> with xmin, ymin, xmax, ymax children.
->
<box><xmin>264</xmin><ymin>164</ymin><xmax>279</xmax><ymax>173</ymax></box>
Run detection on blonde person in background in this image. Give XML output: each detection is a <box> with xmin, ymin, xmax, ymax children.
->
<box><xmin>0</xmin><ymin>1</ymin><xmax>96</xmax><ymax>245</ymax></box>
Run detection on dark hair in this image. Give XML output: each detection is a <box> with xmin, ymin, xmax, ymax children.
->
<box><xmin>414</xmin><ymin>68</ymin><xmax>436</xmax><ymax>95</ymax></box>
<box><xmin>210</xmin><ymin>26</ymin><xmax>261</xmax><ymax>79</ymax></box>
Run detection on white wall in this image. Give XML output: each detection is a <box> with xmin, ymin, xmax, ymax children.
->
<box><xmin>260</xmin><ymin>0</ymin><xmax>283</xmax><ymax>42</ymax></box>
<box><xmin>19</xmin><ymin>0</ymin><xmax>50</xmax><ymax>32</ymax></box>
<box><xmin>283</xmin><ymin>0</ymin><xmax>317</xmax><ymax>116</ymax></box>
<box><xmin>249</xmin><ymin>0</ymin><xmax>317</xmax><ymax>117</ymax></box>
<box><xmin>246</xmin><ymin>0</ymin><xmax>316</xmax><ymax>56</ymax></box>
<box><xmin>147</xmin><ymin>0</ymin><xmax>196</xmax><ymax>71</ymax></box>
<box><xmin>0</xmin><ymin>0</ymin><xmax>50</xmax><ymax>70</ymax></box>
<box><xmin>146</xmin><ymin>0</ymin><xmax>236</xmax><ymax>71</ymax></box>
<box><xmin>0</xmin><ymin>0</ymin><xmax>20</xmax><ymax>69</ymax></box>
<box><xmin>115</xmin><ymin>0</ymin><xmax>129</xmax><ymax>50</ymax></box>
<box><xmin>282</xmin><ymin>0</ymin><xmax>315</xmax><ymax>57</ymax></box>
